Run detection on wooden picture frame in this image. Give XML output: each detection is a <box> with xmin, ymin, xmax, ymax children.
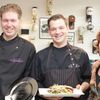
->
<box><xmin>67</xmin><ymin>32</ymin><xmax>75</xmax><ymax>45</ymax></box>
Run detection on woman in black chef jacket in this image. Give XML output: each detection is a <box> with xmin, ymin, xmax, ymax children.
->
<box><xmin>89</xmin><ymin>32</ymin><xmax>100</xmax><ymax>100</ymax></box>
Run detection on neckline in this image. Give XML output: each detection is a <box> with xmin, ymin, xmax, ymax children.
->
<box><xmin>0</xmin><ymin>33</ymin><xmax>19</xmax><ymax>45</ymax></box>
<box><xmin>47</xmin><ymin>43</ymin><xmax>78</xmax><ymax>68</ymax></box>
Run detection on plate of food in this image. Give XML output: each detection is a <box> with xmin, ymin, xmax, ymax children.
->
<box><xmin>39</xmin><ymin>84</ymin><xmax>84</xmax><ymax>97</ymax></box>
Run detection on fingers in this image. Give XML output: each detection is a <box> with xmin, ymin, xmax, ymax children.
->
<box><xmin>43</xmin><ymin>97</ymin><xmax>62</xmax><ymax>100</ymax></box>
<box><xmin>76</xmin><ymin>84</ymin><xmax>81</xmax><ymax>89</ymax></box>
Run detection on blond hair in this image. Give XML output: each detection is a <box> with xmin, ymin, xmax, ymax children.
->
<box><xmin>0</xmin><ymin>3</ymin><xmax>22</xmax><ymax>19</ymax></box>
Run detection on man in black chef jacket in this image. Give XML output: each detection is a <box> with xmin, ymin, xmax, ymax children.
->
<box><xmin>0</xmin><ymin>3</ymin><xmax>36</xmax><ymax>99</ymax></box>
<box><xmin>32</xmin><ymin>14</ymin><xmax>91</xmax><ymax>100</ymax></box>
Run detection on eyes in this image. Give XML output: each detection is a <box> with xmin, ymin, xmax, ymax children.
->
<box><xmin>2</xmin><ymin>19</ymin><xmax>17</xmax><ymax>23</ymax></box>
<box><xmin>50</xmin><ymin>26</ymin><xmax>65</xmax><ymax>32</ymax></box>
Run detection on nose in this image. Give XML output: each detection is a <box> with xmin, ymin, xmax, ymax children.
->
<box><xmin>56</xmin><ymin>27</ymin><xmax>60</xmax><ymax>33</ymax></box>
<box><xmin>7</xmin><ymin>21</ymin><xmax>12</xmax><ymax>27</ymax></box>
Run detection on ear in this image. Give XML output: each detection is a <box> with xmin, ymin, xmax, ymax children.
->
<box><xmin>48</xmin><ymin>29</ymin><xmax>50</xmax><ymax>34</ymax></box>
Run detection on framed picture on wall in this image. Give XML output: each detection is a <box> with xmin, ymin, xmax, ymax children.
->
<box><xmin>67</xmin><ymin>32</ymin><xmax>75</xmax><ymax>45</ymax></box>
<box><xmin>39</xmin><ymin>17</ymin><xmax>51</xmax><ymax>39</ymax></box>
<box><xmin>92</xmin><ymin>39</ymin><xmax>98</xmax><ymax>54</ymax></box>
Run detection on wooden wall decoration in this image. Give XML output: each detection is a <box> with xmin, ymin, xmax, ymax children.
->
<box><xmin>46</xmin><ymin>0</ymin><xmax>53</xmax><ymax>16</ymax></box>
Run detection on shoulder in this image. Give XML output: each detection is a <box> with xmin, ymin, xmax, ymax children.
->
<box><xmin>37</xmin><ymin>46</ymin><xmax>50</xmax><ymax>56</ymax></box>
<box><xmin>37</xmin><ymin>42</ymin><xmax>54</xmax><ymax>55</ymax></box>
<box><xmin>70</xmin><ymin>45</ymin><xmax>89</xmax><ymax>60</ymax></box>
<box><xmin>19</xmin><ymin>37</ymin><xmax>35</xmax><ymax>49</ymax></box>
<box><xmin>35</xmin><ymin>46</ymin><xmax>50</xmax><ymax>62</ymax></box>
<box><xmin>70</xmin><ymin>45</ymin><xmax>87</xmax><ymax>55</ymax></box>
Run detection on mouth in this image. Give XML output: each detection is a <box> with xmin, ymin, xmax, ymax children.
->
<box><xmin>5</xmin><ymin>28</ymin><xmax>13</xmax><ymax>33</ymax></box>
<box><xmin>54</xmin><ymin>34</ymin><xmax>63</xmax><ymax>39</ymax></box>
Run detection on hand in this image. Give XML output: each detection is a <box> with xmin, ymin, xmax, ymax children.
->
<box><xmin>75</xmin><ymin>84</ymin><xmax>83</xmax><ymax>98</ymax></box>
<box><xmin>76</xmin><ymin>84</ymin><xmax>81</xmax><ymax>90</ymax></box>
<box><xmin>76</xmin><ymin>82</ymin><xmax>90</xmax><ymax>92</ymax></box>
<box><xmin>92</xmin><ymin>60</ymin><xmax>100</xmax><ymax>69</ymax></box>
<box><xmin>41</xmin><ymin>96</ymin><xmax>63</xmax><ymax>100</ymax></box>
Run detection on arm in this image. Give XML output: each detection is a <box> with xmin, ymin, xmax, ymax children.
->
<box><xmin>24</xmin><ymin>47</ymin><xmax>36</xmax><ymax>77</ymax></box>
<box><xmin>76</xmin><ymin>52</ymin><xmax>91</xmax><ymax>92</ymax></box>
<box><xmin>31</xmin><ymin>53</ymin><xmax>45</xmax><ymax>88</ymax></box>
<box><xmin>89</xmin><ymin>60</ymin><xmax>100</xmax><ymax>97</ymax></box>
<box><xmin>90</xmin><ymin>60</ymin><xmax>100</xmax><ymax>86</ymax></box>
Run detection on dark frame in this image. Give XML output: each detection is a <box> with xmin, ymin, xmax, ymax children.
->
<box><xmin>39</xmin><ymin>17</ymin><xmax>51</xmax><ymax>39</ymax></box>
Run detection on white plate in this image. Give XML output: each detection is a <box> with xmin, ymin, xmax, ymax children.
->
<box><xmin>39</xmin><ymin>88</ymin><xmax>84</xmax><ymax>97</ymax></box>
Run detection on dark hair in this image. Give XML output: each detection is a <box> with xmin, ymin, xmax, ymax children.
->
<box><xmin>96</xmin><ymin>32</ymin><xmax>100</xmax><ymax>48</ymax></box>
<box><xmin>47</xmin><ymin>14</ymin><xmax>67</xmax><ymax>29</ymax></box>
<box><xmin>94</xmin><ymin>32</ymin><xmax>100</xmax><ymax>53</ymax></box>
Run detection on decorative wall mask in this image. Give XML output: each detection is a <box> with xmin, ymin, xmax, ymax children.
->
<box><xmin>68</xmin><ymin>15</ymin><xmax>75</xmax><ymax>30</ymax></box>
<box><xmin>86</xmin><ymin>6</ymin><xmax>93</xmax><ymax>23</ymax></box>
<box><xmin>86</xmin><ymin>6</ymin><xmax>94</xmax><ymax>31</ymax></box>
<box><xmin>87</xmin><ymin>22</ymin><xmax>94</xmax><ymax>31</ymax></box>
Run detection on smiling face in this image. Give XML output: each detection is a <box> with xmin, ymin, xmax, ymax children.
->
<box><xmin>1</xmin><ymin>11</ymin><xmax>20</xmax><ymax>40</ymax></box>
<box><xmin>86</xmin><ymin>7</ymin><xmax>93</xmax><ymax>15</ymax></box>
<box><xmin>48</xmin><ymin>18</ymin><xmax>68</xmax><ymax>48</ymax></box>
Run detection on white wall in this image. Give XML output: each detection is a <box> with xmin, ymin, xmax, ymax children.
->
<box><xmin>0</xmin><ymin>0</ymin><xmax>100</xmax><ymax>59</ymax></box>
